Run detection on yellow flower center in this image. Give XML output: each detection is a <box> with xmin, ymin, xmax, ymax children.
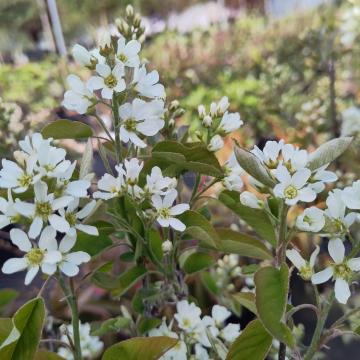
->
<box><xmin>65</xmin><ymin>212</ymin><xmax>77</xmax><ymax>227</ymax></box>
<box><xmin>18</xmin><ymin>173</ymin><xmax>32</xmax><ymax>188</ymax></box>
<box><xmin>35</xmin><ymin>201</ymin><xmax>52</xmax><ymax>220</ymax></box>
<box><xmin>333</xmin><ymin>263</ymin><xmax>352</xmax><ymax>281</ymax></box>
<box><xmin>183</xmin><ymin>318</ymin><xmax>191</xmax><ymax>328</ymax></box>
<box><xmin>26</xmin><ymin>248</ymin><xmax>45</xmax><ymax>266</ymax></box>
<box><xmin>104</xmin><ymin>74</ymin><xmax>117</xmax><ymax>88</ymax></box>
<box><xmin>118</xmin><ymin>53</ymin><xmax>128</xmax><ymax>62</ymax></box>
<box><xmin>299</xmin><ymin>265</ymin><xmax>312</xmax><ymax>280</ymax></box>
<box><xmin>284</xmin><ymin>185</ymin><xmax>298</xmax><ymax>199</ymax></box>
<box><xmin>124</xmin><ymin>118</ymin><xmax>138</xmax><ymax>132</ymax></box>
<box><xmin>158</xmin><ymin>208</ymin><xmax>170</xmax><ymax>219</ymax></box>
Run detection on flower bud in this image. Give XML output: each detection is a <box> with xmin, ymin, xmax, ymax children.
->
<box><xmin>210</xmin><ymin>102</ymin><xmax>217</xmax><ymax>116</ymax></box>
<box><xmin>133</xmin><ymin>14</ymin><xmax>142</xmax><ymax>28</ymax></box>
<box><xmin>240</xmin><ymin>191</ymin><xmax>263</xmax><ymax>209</ymax></box>
<box><xmin>202</xmin><ymin>115</ymin><xmax>212</xmax><ymax>127</ymax></box>
<box><xmin>126</xmin><ymin>5</ymin><xmax>134</xmax><ymax>18</ymax></box>
<box><xmin>170</xmin><ymin>100</ymin><xmax>180</xmax><ymax>111</ymax></box>
<box><xmin>198</xmin><ymin>104</ymin><xmax>206</xmax><ymax>118</ymax></box>
<box><xmin>14</xmin><ymin>150</ymin><xmax>27</xmax><ymax>167</ymax></box>
<box><xmin>208</xmin><ymin>135</ymin><xmax>224</xmax><ymax>152</ymax></box>
<box><xmin>98</xmin><ymin>30</ymin><xmax>111</xmax><ymax>51</ymax></box>
<box><xmin>217</xmin><ymin>96</ymin><xmax>229</xmax><ymax>115</ymax></box>
<box><xmin>162</xmin><ymin>240</ymin><xmax>173</xmax><ymax>253</ymax></box>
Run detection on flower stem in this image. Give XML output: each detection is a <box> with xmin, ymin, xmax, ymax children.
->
<box><xmin>303</xmin><ymin>290</ymin><xmax>335</xmax><ymax>360</ymax></box>
<box><xmin>58</xmin><ymin>275</ymin><xmax>82</xmax><ymax>360</ymax></box>
<box><xmin>112</xmin><ymin>95</ymin><xmax>122</xmax><ymax>162</ymax></box>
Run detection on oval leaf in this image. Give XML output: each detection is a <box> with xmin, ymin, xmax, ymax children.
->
<box><xmin>0</xmin><ymin>297</ymin><xmax>45</xmax><ymax>359</ymax></box>
<box><xmin>181</xmin><ymin>251</ymin><xmax>215</xmax><ymax>274</ymax></box>
<box><xmin>307</xmin><ymin>137</ymin><xmax>353</xmax><ymax>170</ymax></box>
<box><xmin>226</xmin><ymin>319</ymin><xmax>272</xmax><ymax>360</ymax></box>
<box><xmin>254</xmin><ymin>265</ymin><xmax>294</xmax><ymax>348</ymax></box>
<box><xmin>216</xmin><ymin>228</ymin><xmax>272</xmax><ymax>260</ymax></box>
<box><xmin>232</xmin><ymin>292</ymin><xmax>257</xmax><ymax>315</ymax></box>
<box><xmin>218</xmin><ymin>191</ymin><xmax>276</xmax><ymax>246</ymax></box>
<box><xmin>34</xmin><ymin>350</ymin><xmax>65</xmax><ymax>359</ymax></box>
<box><xmin>102</xmin><ymin>336</ymin><xmax>178</xmax><ymax>360</ymax></box>
<box><xmin>42</xmin><ymin>119</ymin><xmax>93</xmax><ymax>139</ymax></box>
<box><xmin>234</xmin><ymin>146</ymin><xmax>275</xmax><ymax>187</ymax></box>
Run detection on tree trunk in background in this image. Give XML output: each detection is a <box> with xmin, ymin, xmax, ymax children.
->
<box><xmin>36</xmin><ymin>0</ymin><xmax>56</xmax><ymax>52</ymax></box>
<box><xmin>46</xmin><ymin>0</ymin><xmax>67</xmax><ymax>56</ymax></box>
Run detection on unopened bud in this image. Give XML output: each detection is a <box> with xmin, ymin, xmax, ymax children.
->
<box><xmin>240</xmin><ymin>191</ymin><xmax>263</xmax><ymax>209</ymax></box>
<box><xmin>210</xmin><ymin>102</ymin><xmax>217</xmax><ymax>116</ymax></box>
<box><xmin>14</xmin><ymin>150</ymin><xmax>27</xmax><ymax>167</ymax></box>
<box><xmin>208</xmin><ymin>135</ymin><xmax>224</xmax><ymax>152</ymax></box>
<box><xmin>202</xmin><ymin>115</ymin><xmax>212</xmax><ymax>127</ymax></box>
<box><xmin>126</xmin><ymin>5</ymin><xmax>134</xmax><ymax>18</ymax></box>
<box><xmin>133</xmin><ymin>14</ymin><xmax>142</xmax><ymax>28</ymax></box>
<box><xmin>198</xmin><ymin>104</ymin><xmax>206</xmax><ymax>118</ymax></box>
<box><xmin>162</xmin><ymin>240</ymin><xmax>173</xmax><ymax>253</ymax></box>
<box><xmin>169</xmin><ymin>100</ymin><xmax>180</xmax><ymax>111</ymax></box>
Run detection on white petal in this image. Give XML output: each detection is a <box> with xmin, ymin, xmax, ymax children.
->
<box><xmin>24</xmin><ymin>266</ymin><xmax>39</xmax><ymax>285</ymax></box>
<box><xmin>76</xmin><ymin>200</ymin><xmax>96</xmax><ymax>219</ymax></box>
<box><xmin>87</xmin><ymin>76</ymin><xmax>104</xmax><ymax>91</ymax></box>
<box><xmin>48</xmin><ymin>214</ymin><xmax>70</xmax><ymax>233</ymax></box>
<box><xmin>66</xmin><ymin>251</ymin><xmax>91</xmax><ymax>265</ymax></box>
<box><xmin>309</xmin><ymin>246</ymin><xmax>320</xmax><ymax>268</ymax></box>
<box><xmin>14</xmin><ymin>201</ymin><xmax>35</xmax><ymax>217</ymax></box>
<box><xmin>275</xmin><ymin>165</ymin><xmax>291</xmax><ymax>184</ymax></box>
<box><xmin>168</xmin><ymin>217</ymin><xmax>186</xmax><ymax>231</ymax></box>
<box><xmin>76</xmin><ymin>224</ymin><xmax>99</xmax><ymax>236</ymax></box>
<box><xmin>60</xmin><ymin>261</ymin><xmax>79</xmax><ymax>277</ymax></box>
<box><xmin>10</xmin><ymin>229</ymin><xmax>32</xmax><ymax>251</ymax></box>
<box><xmin>101</xmin><ymin>87</ymin><xmax>113</xmax><ymax>100</ymax></box>
<box><xmin>163</xmin><ymin>189</ymin><xmax>178</xmax><ymax>208</ymax></box>
<box><xmin>169</xmin><ymin>204</ymin><xmax>189</xmax><ymax>216</ymax></box>
<box><xmin>29</xmin><ymin>217</ymin><xmax>43</xmax><ymax>239</ymax></box>
<box><xmin>151</xmin><ymin>194</ymin><xmax>163</xmax><ymax>210</ymax></box>
<box><xmin>59</xmin><ymin>235</ymin><xmax>77</xmax><ymax>253</ymax></box>
<box><xmin>66</xmin><ymin>180</ymin><xmax>90</xmax><ymax>198</ymax></box>
<box><xmin>34</xmin><ymin>181</ymin><xmax>48</xmax><ymax>202</ymax></box>
<box><xmin>334</xmin><ymin>278</ymin><xmax>351</xmax><ymax>304</ymax></box>
<box><xmin>292</xmin><ymin>168</ymin><xmax>311</xmax><ymax>188</ymax></box>
<box><xmin>286</xmin><ymin>249</ymin><xmax>306</xmax><ymax>269</ymax></box>
<box><xmin>41</xmin><ymin>263</ymin><xmax>57</xmax><ymax>275</ymax></box>
<box><xmin>39</xmin><ymin>226</ymin><xmax>57</xmax><ymax>250</ymax></box>
<box><xmin>52</xmin><ymin>196</ymin><xmax>73</xmax><ymax>211</ymax></box>
<box><xmin>96</xmin><ymin>63</ymin><xmax>111</xmax><ymax>77</ymax></box>
<box><xmin>43</xmin><ymin>250</ymin><xmax>62</xmax><ymax>264</ymax></box>
<box><xmin>298</xmin><ymin>187</ymin><xmax>316</xmax><ymax>202</ymax></box>
<box><xmin>311</xmin><ymin>267</ymin><xmax>333</xmax><ymax>284</ymax></box>
<box><xmin>328</xmin><ymin>238</ymin><xmax>345</xmax><ymax>264</ymax></box>
<box><xmin>348</xmin><ymin>258</ymin><xmax>360</xmax><ymax>272</ymax></box>
<box><xmin>2</xmin><ymin>257</ymin><xmax>28</xmax><ymax>273</ymax></box>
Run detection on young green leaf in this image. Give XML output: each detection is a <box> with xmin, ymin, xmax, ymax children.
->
<box><xmin>218</xmin><ymin>191</ymin><xmax>276</xmax><ymax>246</ymax></box>
<box><xmin>42</xmin><ymin>119</ymin><xmax>93</xmax><ymax>139</ymax></box>
<box><xmin>216</xmin><ymin>228</ymin><xmax>272</xmax><ymax>260</ymax></box>
<box><xmin>234</xmin><ymin>146</ymin><xmax>275</xmax><ymax>187</ymax></box>
<box><xmin>254</xmin><ymin>265</ymin><xmax>294</xmax><ymax>348</ymax></box>
<box><xmin>232</xmin><ymin>292</ymin><xmax>257</xmax><ymax>315</ymax></box>
<box><xmin>102</xmin><ymin>336</ymin><xmax>178</xmax><ymax>360</ymax></box>
<box><xmin>226</xmin><ymin>319</ymin><xmax>272</xmax><ymax>360</ymax></box>
<box><xmin>91</xmin><ymin>317</ymin><xmax>131</xmax><ymax>336</ymax></box>
<box><xmin>180</xmin><ymin>251</ymin><xmax>215</xmax><ymax>274</ymax></box>
<box><xmin>0</xmin><ymin>297</ymin><xmax>45</xmax><ymax>359</ymax></box>
<box><xmin>307</xmin><ymin>137</ymin><xmax>353</xmax><ymax>170</ymax></box>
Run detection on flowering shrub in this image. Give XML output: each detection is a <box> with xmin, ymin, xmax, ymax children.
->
<box><xmin>0</xmin><ymin>5</ymin><xmax>360</xmax><ymax>360</ymax></box>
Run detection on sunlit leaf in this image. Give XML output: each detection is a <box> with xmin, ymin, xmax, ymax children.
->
<box><xmin>42</xmin><ymin>119</ymin><xmax>93</xmax><ymax>139</ymax></box>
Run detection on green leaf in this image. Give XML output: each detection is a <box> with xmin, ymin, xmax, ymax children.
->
<box><xmin>201</xmin><ymin>272</ymin><xmax>220</xmax><ymax>295</ymax></box>
<box><xmin>180</xmin><ymin>251</ymin><xmax>215</xmax><ymax>274</ymax></box>
<box><xmin>226</xmin><ymin>319</ymin><xmax>272</xmax><ymax>360</ymax></box>
<box><xmin>149</xmin><ymin>229</ymin><xmax>163</xmax><ymax>263</ymax></box>
<box><xmin>0</xmin><ymin>289</ymin><xmax>18</xmax><ymax>314</ymax></box>
<box><xmin>232</xmin><ymin>292</ymin><xmax>257</xmax><ymax>315</ymax></box>
<box><xmin>0</xmin><ymin>297</ymin><xmax>45</xmax><ymax>359</ymax></box>
<box><xmin>137</xmin><ymin>318</ymin><xmax>162</xmax><ymax>335</ymax></box>
<box><xmin>34</xmin><ymin>350</ymin><xmax>65</xmax><ymax>359</ymax></box>
<box><xmin>91</xmin><ymin>317</ymin><xmax>130</xmax><ymax>336</ymax></box>
<box><xmin>42</xmin><ymin>119</ymin><xmax>93</xmax><ymax>139</ymax></box>
<box><xmin>307</xmin><ymin>137</ymin><xmax>353</xmax><ymax>170</ymax></box>
<box><xmin>72</xmin><ymin>220</ymin><xmax>114</xmax><ymax>257</ymax></box>
<box><xmin>216</xmin><ymin>228</ymin><xmax>272</xmax><ymax>260</ymax></box>
<box><xmin>254</xmin><ymin>265</ymin><xmax>294</xmax><ymax>348</ymax></box>
<box><xmin>111</xmin><ymin>265</ymin><xmax>148</xmax><ymax>298</ymax></box>
<box><xmin>0</xmin><ymin>318</ymin><xmax>12</xmax><ymax>344</ymax></box>
<box><xmin>218</xmin><ymin>191</ymin><xmax>276</xmax><ymax>246</ymax></box>
<box><xmin>102</xmin><ymin>336</ymin><xmax>178</xmax><ymax>360</ymax></box>
<box><xmin>234</xmin><ymin>146</ymin><xmax>275</xmax><ymax>187</ymax></box>
<box><xmin>178</xmin><ymin>210</ymin><xmax>220</xmax><ymax>249</ymax></box>
<box><xmin>79</xmin><ymin>138</ymin><xmax>94</xmax><ymax>179</ymax></box>
<box><xmin>150</xmin><ymin>141</ymin><xmax>223</xmax><ymax>177</ymax></box>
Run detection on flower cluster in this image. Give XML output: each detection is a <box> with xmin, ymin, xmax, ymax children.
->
<box><xmin>57</xmin><ymin>322</ymin><xmax>104</xmax><ymax>360</ymax></box>
<box><xmin>287</xmin><ymin>181</ymin><xmax>360</xmax><ymax>303</ymax></box>
<box><xmin>197</xmin><ymin>96</ymin><xmax>243</xmax><ymax>152</ymax></box>
<box><xmin>0</xmin><ymin>133</ymin><xmax>94</xmax><ymax>284</ymax></box>
<box><xmin>148</xmin><ymin>301</ymin><xmax>240</xmax><ymax>359</ymax></box>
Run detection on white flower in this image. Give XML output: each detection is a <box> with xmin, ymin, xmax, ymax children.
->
<box><xmin>223</xmin><ymin>173</ymin><xmax>243</xmax><ymax>192</ymax></box>
<box><xmin>240</xmin><ymin>191</ymin><xmax>263</xmax><ymax>209</ymax></box>
<box><xmin>223</xmin><ymin>153</ymin><xmax>244</xmax><ymax>191</ymax></box>
<box><xmin>119</xmin><ymin>98</ymin><xmax>165</xmax><ymax>148</ymax></box>
<box><xmin>324</xmin><ymin>189</ymin><xmax>357</xmax><ymax>235</ymax></box>
<box><xmin>55</xmin><ymin>161</ymin><xmax>91</xmax><ymax>199</ymax></box>
<box><xmin>132</xmin><ymin>64</ymin><xmax>165</xmax><ymax>99</ymax></box>
<box><xmin>59</xmin><ymin>199</ymin><xmax>98</xmax><ymax>237</ymax></box>
<box><xmin>312</xmin><ymin>238</ymin><xmax>360</xmax><ymax>304</ymax></box>
<box><xmin>58</xmin><ymin>322</ymin><xmax>103</xmax><ymax>360</ymax></box>
<box><xmin>174</xmin><ymin>300</ymin><xmax>202</xmax><ymax>332</ymax></box>
<box><xmin>123</xmin><ymin>158</ymin><xmax>143</xmax><ymax>185</ymax></box>
<box><xmin>72</xmin><ymin>44</ymin><xmax>104</xmax><ymax>68</ymax></box>
<box><xmin>1</xmin><ymin>227</ymin><xmax>61</xmax><ymax>285</ymax></box>
<box><xmin>45</xmin><ymin>233</ymin><xmax>91</xmax><ymax>277</ymax></box>
<box><xmin>208</xmin><ymin>135</ymin><xmax>224</xmax><ymax>152</ymax></box>
<box><xmin>97</xmin><ymin>29</ymin><xmax>111</xmax><ymax>49</ymax></box>
<box><xmin>342</xmin><ymin>180</ymin><xmax>360</xmax><ymax>209</ymax></box>
<box><xmin>116</xmin><ymin>36</ymin><xmax>141</xmax><ymax>67</ymax></box>
<box><xmin>251</xmin><ymin>140</ymin><xmax>284</xmax><ymax>169</ymax></box>
<box><xmin>15</xmin><ymin>181</ymin><xmax>73</xmax><ymax>239</ymax></box>
<box><xmin>62</xmin><ymin>75</ymin><xmax>94</xmax><ymax>115</ymax></box>
<box><xmin>281</xmin><ymin>144</ymin><xmax>308</xmax><ymax>172</ymax></box>
<box><xmin>286</xmin><ymin>246</ymin><xmax>319</xmax><ymax>280</ymax></box>
<box><xmin>151</xmin><ymin>190</ymin><xmax>189</xmax><ymax>231</ymax></box>
<box><xmin>87</xmin><ymin>64</ymin><xmax>126</xmax><ymax>99</ymax></box>
<box><xmin>0</xmin><ymin>190</ymin><xmax>20</xmax><ymax>229</ymax></box>
<box><xmin>93</xmin><ymin>167</ymin><xmax>125</xmax><ymax>200</ymax></box>
<box><xmin>194</xmin><ymin>344</ymin><xmax>210</xmax><ymax>360</ymax></box>
<box><xmin>212</xmin><ymin>305</ymin><xmax>231</xmax><ymax>327</ymax></box>
<box><xmin>296</xmin><ymin>207</ymin><xmax>325</xmax><ymax>232</ymax></box>
<box><xmin>0</xmin><ymin>159</ymin><xmax>39</xmax><ymax>193</ymax></box>
<box><xmin>273</xmin><ymin>165</ymin><xmax>316</xmax><ymax>205</ymax></box>
<box><xmin>145</xmin><ymin>167</ymin><xmax>176</xmax><ymax>196</ymax></box>
<box><xmin>220</xmin><ymin>323</ymin><xmax>240</xmax><ymax>343</ymax></box>
<box><xmin>217</xmin><ymin>96</ymin><xmax>229</xmax><ymax>115</ymax></box>
<box><xmin>217</xmin><ymin>111</ymin><xmax>243</xmax><ymax>134</ymax></box>
<box><xmin>309</xmin><ymin>164</ymin><xmax>338</xmax><ymax>194</ymax></box>
<box><xmin>18</xmin><ymin>133</ymin><xmax>51</xmax><ymax>168</ymax></box>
